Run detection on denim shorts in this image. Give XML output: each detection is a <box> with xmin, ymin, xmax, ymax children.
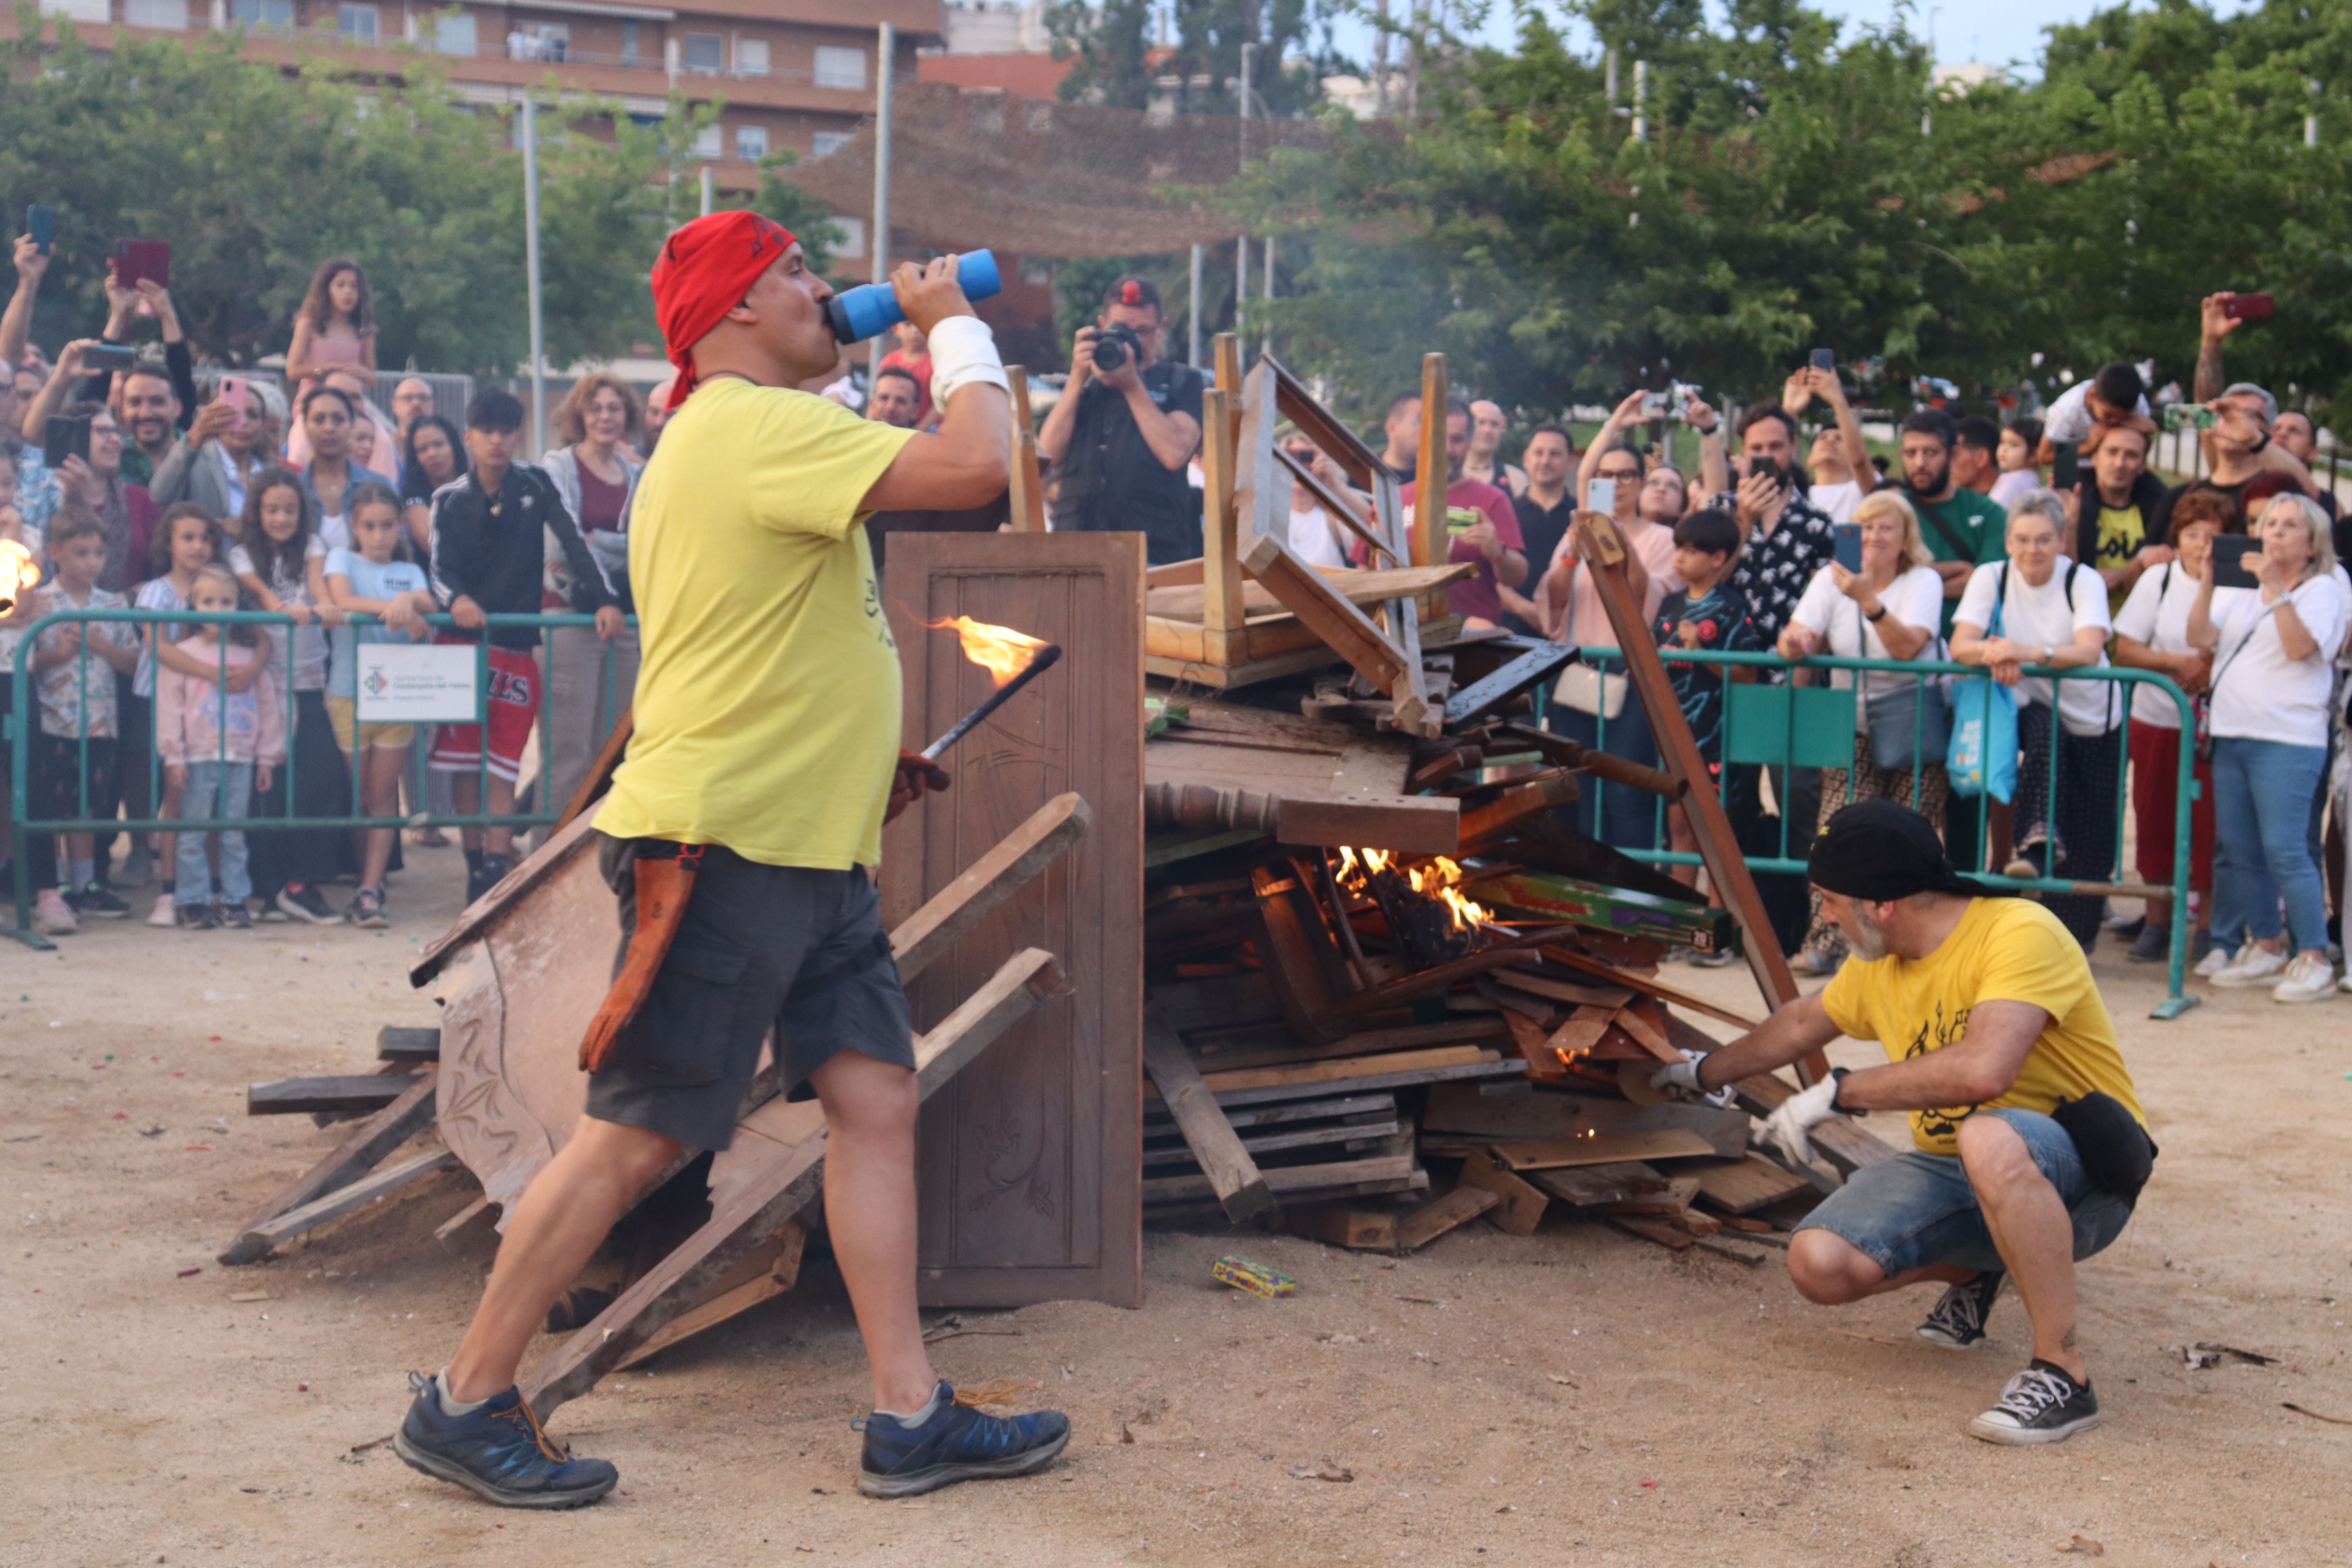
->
<box><xmin>1793</xmin><ymin>1108</ymin><xmax>2137</xmax><ymax>1277</ymax></box>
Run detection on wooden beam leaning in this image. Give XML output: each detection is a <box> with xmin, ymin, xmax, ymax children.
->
<box><xmin>1272</xmin><ymin>445</ymin><xmax>1392</xmax><ymax>564</ymax></box>
<box><xmin>1412</xmin><ymin>354</ymin><xmax>1447</xmax><ymax>568</ymax></box>
<box><xmin>522</xmin><ymin>946</ymin><xmax>1071</xmax><ymax>1417</ymax></box>
<box><xmin>1240</xmin><ymin>531</ymin><xmax>1429</xmax><ymax>733</ymax></box>
<box><xmin>1230</xmin><ymin>361</ymin><xmax>1283</xmax><ymax>559</ymax></box>
<box><xmin>1199</xmin><ymin>387</ymin><xmax>1248</xmax><ymax>667</ymax></box>
<box><xmin>1005</xmin><ymin>367</ymin><xmax>1046</xmax><ymax>533</ymax></box>
<box><xmin>1214</xmin><ymin>332</ymin><xmax>1243</xmax><ymax>449</ymax></box>
<box><xmin>889</xmin><ymin>792</ymin><xmax>1091</xmax><ymax>983</ymax></box>
<box><xmin>220</xmin><ymin>1067</ymin><xmax>440</xmax><ymax>1264</ymax></box>
<box><xmin>1142</xmin><ymin>1010</ymin><xmax>1273</xmax><ymax>1223</ymax></box>
<box><xmin>1267</xmin><ymin>353</ymin><xmax>1385</xmax><ymax>490</ymax></box>
<box><xmin>227</xmin><ymin>1148</ymin><xmax>457</xmax><ymax>1263</ymax></box>
<box><xmin>1573</xmin><ymin>511</ymin><xmax>1811</xmax><ymax>1066</ymax></box>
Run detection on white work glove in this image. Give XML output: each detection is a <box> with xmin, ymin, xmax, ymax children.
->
<box><xmin>1649</xmin><ymin>1049</ymin><xmax>1737</xmax><ymax>1109</ymax></box>
<box><xmin>1756</xmin><ymin>1074</ymin><xmax>1840</xmax><ymax>1169</ymax></box>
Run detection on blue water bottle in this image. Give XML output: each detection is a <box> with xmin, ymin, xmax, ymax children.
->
<box><xmin>824</xmin><ymin>250</ymin><xmax>1002</xmax><ymax>344</ymax></box>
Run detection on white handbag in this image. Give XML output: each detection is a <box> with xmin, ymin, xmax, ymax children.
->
<box><xmin>1552</xmin><ymin>593</ymin><xmax>1629</xmax><ymax>719</ymax></box>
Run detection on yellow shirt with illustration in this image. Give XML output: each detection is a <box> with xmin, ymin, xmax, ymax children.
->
<box><xmin>595</xmin><ymin>377</ymin><xmax>915</xmax><ymax>870</ymax></box>
<box><xmin>1819</xmin><ymin>897</ymin><xmax>2143</xmax><ymax>1156</ymax></box>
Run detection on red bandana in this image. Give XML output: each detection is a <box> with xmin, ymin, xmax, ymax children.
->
<box><xmin>650</xmin><ymin>211</ymin><xmax>797</xmax><ymax>412</ymax></box>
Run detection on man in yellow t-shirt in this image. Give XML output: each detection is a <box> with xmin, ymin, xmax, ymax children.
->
<box><xmin>1650</xmin><ymin>800</ymin><xmax>2150</xmax><ymax>1449</ymax></box>
<box><xmin>392</xmin><ymin>212</ymin><xmax>1070</xmax><ymax>1511</ymax></box>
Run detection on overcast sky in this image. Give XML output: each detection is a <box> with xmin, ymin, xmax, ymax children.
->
<box><xmin>1324</xmin><ymin>0</ymin><xmax>2261</xmax><ymax>80</ymax></box>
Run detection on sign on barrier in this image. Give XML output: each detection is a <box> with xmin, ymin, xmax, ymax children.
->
<box><xmin>356</xmin><ymin>643</ymin><xmax>481</xmax><ymax>723</ymax></box>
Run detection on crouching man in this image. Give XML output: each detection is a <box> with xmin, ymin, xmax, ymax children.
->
<box><xmin>1655</xmin><ymin>800</ymin><xmax>2152</xmax><ymax>1445</ymax></box>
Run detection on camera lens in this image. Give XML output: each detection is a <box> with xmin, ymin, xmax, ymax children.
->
<box><xmin>1094</xmin><ymin>332</ymin><xmax>1127</xmax><ymax>372</ymax></box>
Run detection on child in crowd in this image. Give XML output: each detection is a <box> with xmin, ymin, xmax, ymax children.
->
<box><xmin>1652</xmin><ymin>507</ymin><xmax>1759</xmax><ymax>931</ymax></box>
<box><xmin>0</xmin><ymin>444</ymin><xmax>25</xmax><ymax>558</ymax></box>
<box><xmin>325</xmin><ymin>483</ymin><xmax>432</xmax><ymax>927</ymax></box>
<box><xmin>156</xmin><ymin>564</ymin><xmax>283</xmax><ymax>929</ymax></box>
<box><xmin>235</xmin><ymin>468</ymin><xmax>352</xmax><ymax>922</ymax></box>
<box><xmin>133</xmin><ymin>503</ymin><xmax>235</xmax><ymax>926</ymax></box>
<box><xmin>25</xmin><ymin>507</ymin><xmax>140</xmax><ymax>933</ymax></box>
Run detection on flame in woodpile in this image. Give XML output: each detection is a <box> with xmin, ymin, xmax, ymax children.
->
<box><xmin>926</xmin><ymin>615</ymin><xmax>1048</xmax><ymax>687</ymax></box>
<box><xmin>0</xmin><ymin>539</ymin><xmax>37</xmax><ymax>611</ymax></box>
<box><xmin>1335</xmin><ymin>846</ymin><xmax>1489</xmax><ymax>933</ymax></box>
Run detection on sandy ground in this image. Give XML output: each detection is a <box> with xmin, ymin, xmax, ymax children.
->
<box><xmin>2</xmin><ymin>840</ymin><xmax>2348</xmax><ymax>1568</ymax></box>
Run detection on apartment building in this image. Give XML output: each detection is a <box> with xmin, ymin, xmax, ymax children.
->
<box><xmin>15</xmin><ymin>0</ymin><xmax>943</xmax><ymax>266</ymax></box>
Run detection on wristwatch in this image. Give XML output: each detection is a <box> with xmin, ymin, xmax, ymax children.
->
<box><xmin>1865</xmin><ymin>604</ymin><xmax>1887</xmax><ymax>623</ymax></box>
<box><xmin>2040</xmin><ymin>644</ymin><xmax>2055</xmax><ymax>665</ymax></box>
<box><xmin>1828</xmin><ymin>1066</ymin><xmax>1864</xmax><ymax>1115</ymax></box>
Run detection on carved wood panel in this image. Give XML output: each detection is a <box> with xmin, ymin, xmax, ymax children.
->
<box><xmin>883</xmin><ymin>532</ymin><xmax>1144</xmax><ymax>1309</ymax></box>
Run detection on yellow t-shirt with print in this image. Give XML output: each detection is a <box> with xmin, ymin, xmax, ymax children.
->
<box><xmin>1818</xmin><ymin>897</ymin><xmax>2142</xmax><ymax>1156</ymax></box>
<box><xmin>595</xmin><ymin>377</ymin><xmax>915</xmax><ymax>869</ymax></box>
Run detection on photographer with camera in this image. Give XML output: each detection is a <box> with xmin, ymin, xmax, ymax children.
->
<box><xmin>1036</xmin><ymin>276</ymin><xmax>1204</xmax><ymax>565</ymax></box>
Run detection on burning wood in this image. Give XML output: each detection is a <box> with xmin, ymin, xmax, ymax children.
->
<box><xmin>0</xmin><ymin>539</ymin><xmax>38</xmax><ymax>614</ymax></box>
<box><xmin>1333</xmin><ymin>846</ymin><xmax>1492</xmax><ymax>967</ymax></box>
<box><xmin>920</xmin><ymin>615</ymin><xmax>1063</xmax><ymax>762</ymax></box>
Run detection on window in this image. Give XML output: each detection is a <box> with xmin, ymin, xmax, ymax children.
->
<box><xmin>51</xmin><ymin>0</ymin><xmax>108</xmax><ymax>20</ymax></box>
<box><xmin>735</xmin><ymin>124</ymin><xmax>768</xmax><ymax>160</ymax></box>
<box><xmin>813</xmin><ymin>44</ymin><xmax>865</xmax><ymax>90</ymax></box>
<box><xmin>229</xmin><ymin>0</ymin><xmax>292</xmax><ymax>31</ymax></box>
<box><xmin>123</xmin><ymin>0</ymin><xmax>188</xmax><ymax>27</ymax></box>
<box><xmin>619</xmin><ymin>18</ymin><xmax>639</xmax><ymax>64</ymax></box>
<box><xmin>424</xmin><ymin>10</ymin><xmax>474</xmax><ymax>54</ymax></box>
<box><xmin>692</xmin><ymin>122</ymin><xmax>723</xmax><ymax>159</ymax></box>
<box><xmin>734</xmin><ymin>37</ymin><xmax>768</xmax><ymax>77</ymax></box>
<box><xmin>830</xmin><ymin>217</ymin><xmax>865</xmax><ymax>258</ymax></box>
<box><xmin>507</xmin><ymin>21</ymin><xmax>565</xmax><ymax>60</ymax></box>
<box><xmin>1019</xmin><ymin>255</ymin><xmax>1053</xmax><ymax>287</ymax></box>
<box><xmin>811</xmin><ymin>129</ymin><xmax>853</xmax><ymax>158</ymax></box>
<box><xmin>680</xmin><ymin>32</ymin><xmax>722</xmax><ymax>74</ymax></box>
<box><xmin>338</xmin><ymin>3</ymin><xmax>378</xmax><ymax>43</ymax></box>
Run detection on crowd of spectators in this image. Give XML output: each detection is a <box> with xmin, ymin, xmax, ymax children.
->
<box><xmin>0</xmin><ymin>238</ymin><xmax>635</xmax><ymax>938</ymax></box>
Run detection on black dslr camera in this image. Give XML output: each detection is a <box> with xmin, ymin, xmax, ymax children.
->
<box><xmin>1090</xmin><ymin>323</ymin><xmax>1145</xmax><ymax>375</ymax></box>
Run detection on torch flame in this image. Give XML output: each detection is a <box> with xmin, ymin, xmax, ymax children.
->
<box><xmin>927</xmin><ymin>615</ymin><xmax>1047</xmax><ymax>687</ymax></box>
<box><xmin>0</xmin><ymin>539</ymin><xmax>38</xmax><ymax>612</ymax></box>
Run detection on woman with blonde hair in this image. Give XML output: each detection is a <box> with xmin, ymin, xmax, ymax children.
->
<box><xmin>1778</xmin><ymin>488</ymin><xmax>1950</xmax><ymax>970</ymax></box>
<box><xmin>2188</xmin><ymin>491</ymin><xmax>2349</xmax><ymax>1002</ymax></box>
<box><xmin>537</xmin><ymin>371</ymin><xmax>646</xmax><ymax>820</ymax></box>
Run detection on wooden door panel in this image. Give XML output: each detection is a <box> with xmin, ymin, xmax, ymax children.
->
<box><xmin>883</xmin><ymin>532</ymin><xmax>1144</xmax><ymax>1308</ymax></box>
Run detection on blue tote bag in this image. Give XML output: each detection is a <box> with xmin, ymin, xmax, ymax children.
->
<box><xmin>1945</xmin><ymin>565</ymin><xmax>2018</xmax><ymax>802</ymax></box>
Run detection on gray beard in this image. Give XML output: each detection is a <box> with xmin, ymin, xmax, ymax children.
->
<box><xmin>1846</xmin><ymin>903</ymin><xmax>1890</xmax><ymax>962</ymax></box>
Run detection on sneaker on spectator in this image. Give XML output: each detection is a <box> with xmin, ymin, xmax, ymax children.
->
<box><xmin>1688</xmin><ymin>946</ymin><xmax>1741</xmax><ymax>968</ymax></box>
<box><xmin>2194</xmin><ymin>940</ymin><xmax>2244</xmax><ymax>980</ymax></box>
<box><xmin>253</xmin><ymin>897</ymin><xmax>289</xmax><ymax>923</ymax></box>
<box><xmin>1966</xmin><ymin>1361</ymin><xmax>2100</xmax><ymax>1445</ymax></box>
<box><xmin>467</xmin><ymin>852</ymin><xmax>511</xmax><ymax>907</ymax></box>
<box><xmin>276</xmin><ymin>884</ymin><xmax>338</xmax><ymax>924</ymax></box>
<box><xmin>74</xmin><ymin>881</ymin><xmax>131</xmax><ymax>918</ymax></box>
<box><xmin>220</xmin><ymin>903</ymin><xmax>254</xmax><ymax>931</ymax></box>
<box><xmin>347</xmin><ymin>887</ymin><xmax>389</xmax><ymax>929</ymax></box>
<box><xmin>32</xmin><ymin>889</ymin><xmax>78</xmax><ymax>934</ymax></box>
<box><xmin>2271</xmin><ymin>951</ymin><xmax>2334</xmax><ymax>1004</ymax></box>
<box><xmin>2212</xmin><ymin>944</ymin><xmax>2288</xmax><ymax>989</ymax></box>
<box><xmin>117</xmin><ymin>847</ymin><xmax>156</xmax><ymax>887</ymax></box>
<box><xmin>2125</xmin><ymin>921</ymin><xmax>2169</xmax><ymax>964</ymax></box>
<box><xmin>147</xmin><ymin>893</ymin><xmax>178</xmax><ymax>928</ymax></box>
<box><xmin>179</xmin><ymin>904</ymin><xmax>221</xmax><ymax>931</ymax></box>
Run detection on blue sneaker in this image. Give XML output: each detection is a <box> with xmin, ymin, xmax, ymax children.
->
<box><xmin>857</xmin><ymin>1381</ymin><xmax>1071</xmax><ymax>1499</ymax></box>
<box><xmin>392</xmin><ymin>1371</ymin><xmax>619</xmax><ymax>1509</ymax></box>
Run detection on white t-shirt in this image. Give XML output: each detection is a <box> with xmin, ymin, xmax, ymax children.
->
<box><xmin>1988</xmin><ymin>468</ymin><xmax>2041</xmax><ymax>510</ymax></box>
<box><xmin>230</xmin><ymin>536</ymin><xmax>330</xmax><ymax>692</ymax></box>
<box><xmin>1788</xmin><ymin>564</ymin><xmax>1946</xmax><ymax>728</ymax></box>
<box><xmin>2109</xmin><ymin>561</ymin><xmax>2204</xmax><ymax>729</ymax></box>
<box><xmin>2042</xmin><ymin>380</ymin><xmax>2151</xmax><ymax>445</ymax></box>
<box><xmin>1807</xmin><ymin>479</ymin><xmax>1864</xmax><ymax>523</ymax></box>
<box><xmin>131</xmin><ymin>576</ymin><xmax>192</xmax><ymax>699</ymax></box>
<box><xmin>1954</xmin><ymin>557</ymin><xmax>2119</xmax><ymax>735</ymax></box>
<box><xmin>1287</xmin><ymin>504</ymin><xmax>1352</xmax><ymax>570</ymax></box>
<box><xmin>2207</xmin><ymin>574</ymin><xmax>2352</xmax><ymax>748</ymax></box>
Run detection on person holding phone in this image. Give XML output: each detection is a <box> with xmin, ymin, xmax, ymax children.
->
<box><xmin>150</xmin><ymin>378</ymin><xmax>272</xmax><ymax>522</ymax></box>
<box><xmin>1390</xmin><ymin>394</ymin><xmax>1524</xmax><ymax>630</ymax></box>
<box><xmin>65</xmin><ymin>275</ymin><xmax>197</xmax><ymax>483</ymax></box>
<box><xmin>1777</xmin><ymin>490</ymin><xmax>1949</xmax><ymax>972</ymax></box>
<box><xmin>2185</xmin><ymin>493</ymin><xmax>2349</xmax><ymax>1002</ymax></box>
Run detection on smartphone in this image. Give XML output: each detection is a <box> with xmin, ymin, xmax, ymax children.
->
<box><xmin>1810</xmin><ymin>348</ymin><xmax>1835</xmax><ymax>371</ymax></box>
<box><xmin>43</xmin><ymin>413</ymin><xmax>90</xmax><ymax>470</ymax></box>
<box><xmin>2210</xmin><ymin>534</ymin><xmax>2260</xmax><ymax>590</ymax></box>
<box><xmin>1748</xmin><ymin>454</ymin><xmax>1784</xmax><ymax>489</ymax></box>
<box><xmin>27</xmin><ymin>205</ymin><xmax>54</xmax><ymax>257</ymax></box>
<box><xmin>2164</xmin><ymin>403</ymin><xmax>2218</xmax><ymax>432</ymax></box>
<box><xmin>1640</xmin><ymin>390</ymin><xmax>1666</xmax><ymax>417</ymax></box>
<box><xmin>2221</xmin><ymin>292</ymin><xmax>2274</xmax><ymax>321</ymax></box>
<box><xmin>1445</xmin><ymin>506</ymin><xmax>1480</xmax><ymax>537</ymax></box>
<box><xmin>1833</xmin><ymin>523</ymin><xmax>1863</xmax><ymax>573</ymax></box>
<box><xmin>218</xmin><ymin>374</ymin><xmax>250</xmax><ymax>434</ymax></box>
<box><xmin>82</xmin><ymin>343</ymin><xmax>136</xmax><ymax>374</ymax></box>
<box><xmin>111</xmin><ymin>238</ymin><xmax>169</xmax><ymax>289</ymax></box>
<box><xmin>1588</xmin><ymin>477</ymin><xmax>1616</xmax><ymax>515</ymax></box>
<box><xmin>2052</xmin><ymin>439</ymin><xmax>2080</xmax><ymax>490</ymax></box>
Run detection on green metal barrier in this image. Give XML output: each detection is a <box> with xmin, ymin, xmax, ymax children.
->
<box><xmin>1562</xmin><ymin>645</ymin><xmax>2201</xmax><ymax>1020</ymax></box>
<box><xmin>7</xmin><ymin>606</ymin><xmax>631</xmax><ymax>950</ymax></box>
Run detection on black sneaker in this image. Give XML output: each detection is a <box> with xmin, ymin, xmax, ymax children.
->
<box><xmin>347</xmin><ymin>887</ymin><xmax>390</xmax><ymax>929</ymax></box>
<box><xmin>857</xmin><ymin>1380</ymin><xmax>1071</xmax><ymax>1499</ymax></box>
<box><xmin>254</xmin><ymin>898</ymin><xmax>290</xmax><ymax>924</ymax></box>
<box><xmin>2126</xmin><ymin>921</ymin><xmax>2171</xmax><ymax>964</ymax></box>
<box><xmin>1966</xmin><ymin>1359</ymin><xmax>2100</xmax><ymax>1445</ymax></box>
<box><xmin>219</xmin><ymin>903</ymin><xmax>253</xmax><ymax>930</ymax></box>
<box><xmin>393</xmin><ymin>1371</ymin><xmax>618</xmax><ymax>1509</ymax></box>
<box><xmin>1917</xmin><ymin>1269</ymin><xmax>2004</xmax><ymax>1348</ymax></box>
<box><xmin>276</xmin><ymin>884</ymin><xmax>338</xmax><ymax>924</ymax></box>
<box><xmin>466</xmin><ymin>852</ymin><xmax>510</xmax><ymax>906</ymax></box>
<box><xmin>73</xmin><ymin>880</ymin><xmax>131</xmax><ymax>918</ymax></box>
<box><xmin>178</xmin><ymin>903</ymin><xmax>222</xmax><ymax>931</ymax></box>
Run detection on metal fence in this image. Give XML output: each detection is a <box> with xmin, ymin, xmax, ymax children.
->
<box><xmin>1545</xmin><ymin>648</ymin><xmax>2201</xmax><ymax>1018</ymax></box>
<box><xmin>7</xmin><ymin>606</ymin><xmax>630</xmax><ymax>948</ymax></box>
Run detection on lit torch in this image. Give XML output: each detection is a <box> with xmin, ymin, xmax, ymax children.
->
<box><xmin>920</xmin><ymin>615</ymin><xmax>1062</xmax><ymax>762</ymax></box>
<box><xmin>0</xmin><ymin>539</ymin><xmax>38</xmax><ymax>615</ymax></box>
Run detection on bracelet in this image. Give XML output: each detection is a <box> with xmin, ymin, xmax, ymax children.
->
<box><xmin>1828</xmin><ymin>1066</ymin><xmax>1859</xmax><ymax>1115</ymax></box>
<box><xmin>1865</xmin><ymin>604</ymin><xmax>1887</xmax><ymax>622</ymax></box>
